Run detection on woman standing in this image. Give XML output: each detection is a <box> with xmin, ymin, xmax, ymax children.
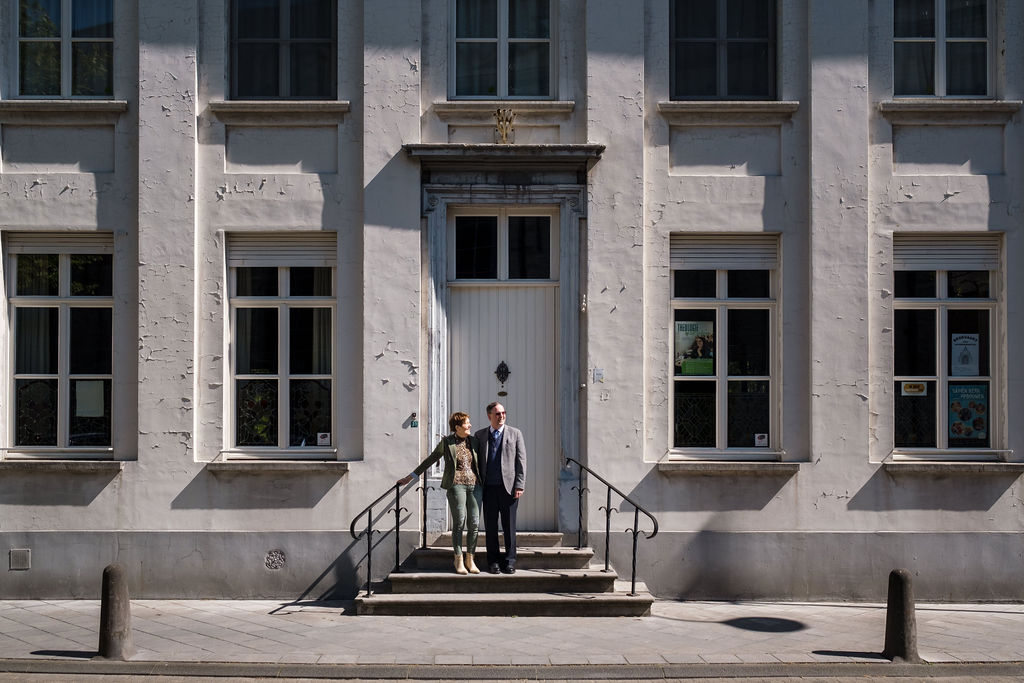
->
<box><xmin>398</xmin><ymin>411</ymin><xmax>483</xmax><ymax>574</ymax></box>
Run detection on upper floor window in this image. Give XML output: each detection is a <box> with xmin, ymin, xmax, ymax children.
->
<box><xmin>670</xmin><ymin>0</ymin><xmax>776</xmax><ymax>100</ymax></box>
<box><xmin>452</xmin><ymin>0</ymin><xmax>554</xmax><ymax>99</ymax></box>
<box><xmin>17</xmin><ymin>0</ymin><xmax>113</xmax><ymax>97</ymax></box>
<box><xmin>231</xmin><ymin>0</ymin><xmax>337</xmax><ymax>99</ymax></box>
<box><xmin>894</xmin><ymin>0</ymin><xmax>991</xmax><ymax>97</ymax></box>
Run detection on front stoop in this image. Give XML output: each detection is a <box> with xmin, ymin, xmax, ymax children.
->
<box><xmin>354</xmin><ymin>534</ymin><xmax>654</xmax><ymax>617</ymax></box>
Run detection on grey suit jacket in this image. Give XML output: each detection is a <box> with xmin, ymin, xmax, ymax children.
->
<box><xmin>475</xmin><ymin>425</ymin><xmax>527</xmax><ymax>495</ymax></box>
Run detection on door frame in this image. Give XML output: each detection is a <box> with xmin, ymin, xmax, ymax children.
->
<box><xmin>423</xmin><ymin>184</ymin><xmax>585</xmax><ymax>531</ymax></box>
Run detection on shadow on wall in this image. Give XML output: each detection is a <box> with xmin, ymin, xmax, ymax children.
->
<box><xmin>620</xmin><ymin>464</ymin><xmax>796</xmax><ymax>513</ymax></box>
<box><xmin>847</xmin><ymin>467</ymin><xmax>1016</xmax><ymax>511</ymax></box>
<box><xmin>0</xmin><ymin>471</ymin><xmax>119</xmax><ymax>506</ymax></box>
<box><xmin>170</xmin><ymin>470</ymin><xmax>341</xmax><ymax>509</ymax></box>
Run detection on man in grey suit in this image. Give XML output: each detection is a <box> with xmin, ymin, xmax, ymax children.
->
<box><xmin>476</xmin><ymin>401</ymin><xmax>526</xmax><ymax>574</ymax></box>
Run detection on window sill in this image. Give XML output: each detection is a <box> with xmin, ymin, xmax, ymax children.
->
<box><xmin>658</xmin><ymin>458</ymin><xmax>799</xmax><ymax>476</ymax></box>
<box><xmin>434</xmin><ymin>100</ymin><xmax>574</xmax><ymax>119</ymax></box>
<box><xmin>878</xmin><ymin>99</ymin><xmax>1022</xmax><ymax>125</ymax></box>
<box><xmin>657</xmin><ymin>100</ymin><xmax>799</xmax><ymax>125</ymax></box>
<box><xmin>207</xmin><ymin>459</ymin><xmax>349</xmax><ymax>475</ymax></box>
<box><xmin>207</xmin><ymin>100</ymin><xmax>351</xmax><ymax>126</ymax></box>
<box><xmin>0</xmin><ymin>459</ymin><xmax>124</xmax><ymax>473</ymax></box>
<box><xmin>883</xmin><ymin>461</ymin><xmax>1024</xmax><ymax>475</ymax></box>
<box><xmin>0</xmin><ymin>99</ymin><xmax>129</xmax><ymax>123</ymax></box>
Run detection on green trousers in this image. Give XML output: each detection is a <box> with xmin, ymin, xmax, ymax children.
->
<box><xmin>446</xmin><ymin>484</ymin><xmax>482</xmax><ymax>556</ymax></box>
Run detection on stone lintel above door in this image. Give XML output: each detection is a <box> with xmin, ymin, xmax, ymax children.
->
<box><xmin>404</xmin><ymin>143</ymin><xmax>605</xmax><ymax>185</ymax></box>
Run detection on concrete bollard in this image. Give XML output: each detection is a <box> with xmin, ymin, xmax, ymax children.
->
<box><xmin>882</xmin><ymin>568</ymin><xmax>921</xmax><ymax>663</ymax></box>
<box><xmin>96</xmin><ymin>563</ymin><xmax>135</xmax><ymax>661</ymax></box>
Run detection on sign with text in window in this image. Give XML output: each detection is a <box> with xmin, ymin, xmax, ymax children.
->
<box><xmin>951</xmin><ymin>334</ymin><xmax>979</xmax><ymax>376</ymax></box>
<box><xmin>949</xmin><ymin>384</ymin><xmax>987</xmax><ymax>444</ymax></box>
<box><xmin>674</xmin><ymin>321</ymin><xmax>714</xmax><ymax>376</ymax></box>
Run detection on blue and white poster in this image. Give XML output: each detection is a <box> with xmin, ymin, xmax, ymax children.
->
<box><xmin>948</xmin><ymin>384</ymin><xmax>988</xmax><ymax>445</ymax></box>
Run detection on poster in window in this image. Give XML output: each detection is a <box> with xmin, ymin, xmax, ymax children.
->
<box><xmin>951</xmin><ymin>334</ymin><xmax>979</xmax><ymax>376</ymax></box>
<box><xmin>674</xmin><ymin>321</ymin><xmax>714</xmax><ymax>376</ymax></box>
<box><xmin>948</xmin><ymin>384</ymin><xmax>987</xmax><ymax>445</ymax></box>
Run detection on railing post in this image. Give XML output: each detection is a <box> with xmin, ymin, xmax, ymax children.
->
<box><xmin>630</xmin><ymin>507</ymin><xmax>640</xmax><ymax>596</ymax></box>
<box><xmin>393</xmin><ymin>484</ymin><xmax>403</xmax><ymax>573</ymax></box>
<box><xmin>420</xmin><ymin>481</ymin><xmax>429</xmax><ymax>549</ymax></box>
<box><xmin>603</xmin><ymin>488</ymin><xmax>612</xmax><ymax>572</ymax></box>
<box><xmin>364</xmin><ymin>507</ymin><xmax>374</xmax><ymax>597</ymax></box>
<box><xmin>576</xmin><ymin>466</ymin><xmax>584</xmax><ymax>550</ymax></box>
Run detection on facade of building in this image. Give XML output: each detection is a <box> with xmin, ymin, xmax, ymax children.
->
<box><xmin>1</xmin><ymin>0</ymin><xmax>1022</xmax><ymax>600</ymax></box>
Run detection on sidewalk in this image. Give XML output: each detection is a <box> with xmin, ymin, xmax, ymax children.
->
<box><xmin>0</xmin><ymin>599</ymin><xmax>1022</xmax><ymax>678</ymax></box>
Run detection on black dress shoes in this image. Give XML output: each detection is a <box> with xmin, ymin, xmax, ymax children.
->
<box><xmin>500</xmin><ymin>565</ymin><xmax>515</xmax><ymax>574</ymax></box>
<box><xmin>488</xmin><ymin>564</ymin><xmax>501</xmax><ymax>574</ymax></box>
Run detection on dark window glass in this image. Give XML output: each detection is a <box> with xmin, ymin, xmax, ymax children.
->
<box><xmin>72</xmin><ymin>0</ymin><xmax>112</xmax><ymax>37</ymax></box>
<box><xmin>236</xmin><ymin>308</ymin><xmax>278</xmax><ymax>374</ymax></box>
<box><xmin>947</xmin><ymin>0</ymin><xmax>986</xmax><ymax>37</ymax></box>
<box><xmin>70</xmin><ymin>308</ymin><xmax>112</xmax><ymax>374</ymax></box>
<box><xmin>455</xmin><ymin>43</ymin><xmax>498</xmax><ymax>96</ymax></box>
<box><xmin>509</xmin><ymin>0</ymin><xmax>548</xmax><ymax>38</ymax></box>
<box><xmin>947</xmin><ymin>270</ymin><xmax>988</xmax><ymax>298</ymax></box>
<box><xmin>946</xmin><ymin>42</ymin><xmax>986</xmax><ymax>96</ymax></box>
<box><xmin>455</xmin><ymin>217</ymin><xmax>498</xmax><ymax>279</ymax></box>
<box><xmin>895</xmin><ymin>0</ymin><xmax>935</xmax><ymax>37</ymax></box>
<box><xmin>19</xmin><ymin>42</ymin><xmax>60</xmax><ymax>96</ymax></box>
<box><xmin>237</xmin><ymin>379</ymin><xmax>278</xmax><ymax>445</ymax></box>
<box><xmin>672</xmin><ymin>42</ymin><xmax>717</xmax><ymax>98</ymax></box>
<box><xmin>727</xmin><ymin>0</ymin><xmax>771</xmax><ymax>38</ymax></box>
<box><xmin>727</xmin><ymin>270</ymin><xmax>769</xmax><ymax>298</ymax></box>
<box><xmin>290</xmin><ymin>379</ymin><xmax>331</xmax><ymax>446</ymax></box>
<box><xmin>947</xmin><ymin>381</ymin><xmax>989</xmax><ymax>448</ymax></box>
<box><xmin>71</xmin><ymin>254</ymin><xmax>113</xmax><ymax>296</ymax></box>
<box><xmin>17</xmin><ymin>254</ymin><xmax>59</xmax><ymax>296</ymax></box>
<box><xmin>674</xmin><ymin>309</ymin><xmax>716</xmax><ymax>377</ymax></box>
<box><xmin>456</xmin><ymin>0</ymin><xmax>497</xmax><ymax>38</ymax></box>
<box><xmin>727</xmin><ymin>42</ymin><xmax>771</xmax><ymax>98</ymax></box>
<box><xmin>895</xmin><ymin>270</ymin><xmax>936</xmax><ymax>298</ymax></box>
<box><xmin>728</xmin><ymin>309</ymin><xmax>769</xmax><ymax>376</ymax></box>
<box><xmin>290</xmin><ymin>42</ymin><xmax>333</xmax><ymax>97</ymax></box>
<box><xmin>894</xmin><ymin>42</ymin><xmax>934</xmax><ymax>96</ymax></box>
<box><xmin>508</xmin><ymin>216</ymin><xmax>550</xmax><ymax>279</ymax></box>
<box><xmin>291</xmin><ymin>0</ymin><xmax>332</xmax><ymax>39</ymax></box>
<box><xmin>727</xmin><ymin>380</ymin><xmax>769</xmax><ymax>447</ymax></box>
<box><xmin>948</xmin><ymin>309</ymin><xmax>988</xmax><ymax>376</ymax></box>
<box><xmin>71</xmin><ymin>42</ymin><xmax>112</xmax><ymax>96</ymax></box>
<box><xmin>508</xmin><ymin>42</ymin><xmax>549</xmax><ymax>97</ymax></box>
<box><xmin>290</xmin><ymin>267</ymin><xmax>332</xmax><ymax>296</ymax></box>
<box><xmin>237</xmin><ymin>0</ymin><xmax>279</xmax><ymax>38</ymax></box>
<box><xmin>894</xmin><ymin>380</ymin><xmax>936</xmax><ymax>447</ymax></box>
<box><xmin>236</xmin><ymin>267</ymin><xmax>278</xmax><ymax>296</ymax></box>
<box><xmin>673</xmin><ymin>0</ymin><xmax>716</xmax><ymax>38</ymax></box>
<box><xmin>69</xmin><ymin>378</ymin><xmax>111</xmax><ymax>446</ymax></box>
<box><xmin>290</xmin><ymin>308</ymin><xmax>332</xmax><ymax>374</ymax></box>
<box><xmin>894</xmin><ymin>309</ymin><xmax>936</xmax><ymax>376</ymax></box>
<box><xmin>16</xmin><ymin>378</ymin><xmax>58</xmax><ymax>446</ymax></box>
<box><xmin>674</xmin><ymin>380</ymin><xmax>716</xmax><ymax>447</ymax></box>
<box><xmin>20</xmin><ymin>0</ymin><xmax>61</xmax><ymax>37</ymax></box>
<box><xmin>673</xmin><ymin>270</ymin><xmax>716</xmax><ymax>298</ymax></box>
<box><xmin>16</xmin><ymin>308</ymin><xmax>58</xmax><ymax>374</ymax></box>
<box><xmin>236</xmin><ymin>43</ymin><xmax>279</xmax><ymax>97</ymax></box>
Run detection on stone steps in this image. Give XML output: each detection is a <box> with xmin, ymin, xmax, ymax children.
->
<box><xmin>387</xmin><ymin>567</ymin><xmax>618</xmax><ymax>594</ymax></box>
<box><xmin>353</xmin><ymin>589</ymin><xmax>653</xmax><ymax>617</ymax></box>
<box><xmin>409</xmin><ymin>546</ymin><xmax>594</xmax><ymax>571</ymax></box>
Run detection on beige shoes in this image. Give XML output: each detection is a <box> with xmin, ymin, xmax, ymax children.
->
<box><xmin>454</xmin><ymin>553</ymin><xmax>469</xmax><ymax>575</ymax></box>
<box><xmin>464</xmin><ymin>553</ymin><xmax>480</xmax><ymax>574</ymax></box>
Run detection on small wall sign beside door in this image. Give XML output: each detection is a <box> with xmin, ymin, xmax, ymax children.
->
<box><xmin>495</xmin><ymin>360</ymin><xmax>510</xmax><ymax>397</ymax></box>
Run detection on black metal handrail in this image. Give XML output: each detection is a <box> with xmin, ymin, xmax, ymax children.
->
<box><xmin>349</xmin><ymin>479</ymin><xmax>435</xmax><ymax>597</ymax></box>
<box><xmin>565</xmin><ymin>456</ymin><xmax>658</xmax><ymax>596</ymax></box>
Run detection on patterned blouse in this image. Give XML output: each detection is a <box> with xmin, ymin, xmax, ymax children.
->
<box><xmin>452</xmin><ymin>438</ymin><xmax>477</xmax><ymax>486</ymax></box>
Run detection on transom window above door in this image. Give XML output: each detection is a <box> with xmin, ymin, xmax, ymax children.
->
<box><xmin>452</xmin><ymin>0</ymin><xmax>554</xmax><ymax>99</ymax></box>
<box><xmin>449</xmin><ymin>210</ymin><xmax>558</xmax><ymax>281</ymax></box>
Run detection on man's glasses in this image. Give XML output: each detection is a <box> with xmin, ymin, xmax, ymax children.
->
<box><xmin>492</xmin><ymin>411</ymin><xmax>506</xmax><ymax>416</ymax></box>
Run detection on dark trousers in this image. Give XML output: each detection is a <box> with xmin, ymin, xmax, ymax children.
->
<box><xmin>483</xmin><ymin>484</ymin><xmax>518</xmax><ymax>568</ymax></box>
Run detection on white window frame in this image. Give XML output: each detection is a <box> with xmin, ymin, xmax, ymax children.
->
<box><xmin>4</xmin><ymin>233</ymin><xmax>114</xmax><ymax>459</ymax></box>
<box><xmin>16</xmin><ymin>0</ymin><xmax>114</xmax><ymax>98</ymax></box>
<box><xmin>891</xmin><ymin>234</ymin><xmax>1003</xmax><ymax>460</ymax></box>
<box><xmin>447</xmin><ymin>206</ymin><xmax>560</xmax><ymax>283</ymax></box>
<box><xmin>667</xmin><ymin>235</ymin><xmax>781</xmax><ymax>460</ymax></box>
<box><xmin>449</xmin><ymin>0</ymin><xmax>556</xmax><ymax>100</ymax></box>
<box><xmin>224</xmin><ymin>233</ymin><xmax>338</xmax><ymax>459</ymax></box>
<box><xmin>893</xmin><ymin>0</ymin><xmax>994</xmax><ymax>98</ymax></box>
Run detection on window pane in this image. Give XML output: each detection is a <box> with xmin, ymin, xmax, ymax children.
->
<box><xmin>510</xmin><ymin>0</ymin><xmax>548</xmax><ymax>38</ymax></box>
<box><xmin>290</xmin><ymin>308</ymin><xmax>331</xmax><ymax>374</ymax></box>
<box><xmin>72</xmin><ymin>42</ymin><xmax>113</xmax><ymax>96</ymax></box>
<box><xmin>727</xmin><ymin>380</ymin><xmax>769</xmax><ymax>447</ymax></box>
<box><xmin>894</xmin><ymin>380</ymin><xmax>936</xmax><ymax>447</ymax></box>
<box><xmin>728</xmin><ymin>309</ymin><xmax>769</xmax><ymax>376</ymax></box>
<box><xmin>894</xmin><ymin>0</ymin><xmax>934</xmax><ymax>37</ymax></box>
<box><xmin>291</xmin><ymin>0</ymin><xmax>332</xmax><ymax>39</ymax></box>
<box><xmin>894</xmin><ymin>309</ymin><xmax>935</xmax><ymax>376</ymax></box>
<box><xmin>15</xmin><ymin>379</ymin><xmax>58</xmax><ymax>446</ymax></box>
<box><xmin>727</xmin><ymin>43</ymin><xmax>771</xmax><ymax>98</ymax></box>
<box><xmin>673</xmin><ymin>42</ymin><xmax>717</xmax><ymax>98</ymax></box>
<box><xmin>17</xmin><ymin>254</ymin><xmax>59</xmax><ymax>296</ymax></box>
<box><xmin>455</xmin><ymin>216</ymin><xmax>498</xmax><ymax>279</ymax></box>
<box><xmin>19</xmin><ymin>42</ymin><xmax>60</xmax><ymax>96</ymax></box>
<box><xmin>20</xmin><ymin>0</ymin><xmax>61</xmax><ymax>37</ymax></box>
<box><xmin>456</xmin><ymin>0</ymin><xmax>497</xmax><ymax>38</ymax></box>
<box><xmin>236</xmin><ymin>267</ymin><xmax>278</xmax><ymax>296</ymax></box>
<box><xmin>947</xmin><ymin>270</ymin><xmax>988</xmax><ymax>298</ymax></box>
<box><xmin>727</xmin><ymin>0</ymin><xmax>772</xmax><ymax>39</ymax></box>
<box><xmin>236</xmin><ymin>308</ymin><xmax>278</xmax><ymax>374</ymax></box>
<box><xmin>72</xmin><ymin>0</ymin><xmax>113</xmax><ymax>37</ymax></box>
<box><xmin>237</xmin><ymin>0</ymin><xmax>279</xmax><ymax>38</ymax></box>
<box><xmin>509</xmin><ymin>42</ymin><xmax>549</xmax><ymax>97</ymax></box>
<box><xmin>236</xmin><ymin>43</ymin><xmax>279</xmax><ymax>97</ymax></box>
<box><xmin>237</xmin><ymin>379</ymin><xmax>278</xmax><ymax>446</ymax></box>
<box><xmin>70</xmin><ymin>254</ymin><xmax>113</xmax><ymax>296</ymax></box>
<box><xmin>948</xmin><ymin>381</ymin><xmax>989</xmax><ymax>448</ymax></box>
<box><xmin>69</xmin><ymin>378</ymin><xmax>111</xmax><ymax>446</ymax></box>
<box><xmin>456</xmin><ymin>43</ymin><xmax>498</xmax><ymax>96</ymax></box>
<box><xmin>727</xmin><ymin>270</ymin><xmax>769</xmax><ymax>298</ymax></box>
<box><xmin>948</xmin><ymin>309</ymin><xmax>988</xmax><ymax>376</ymax></box>
<box><xmin>674</xmin><ymin>270</ymin><xmax>716</xmax><ymax>298</ymax></box>
<box><xmin>290</xmin><ymin>379</ymin><xmax>331</xmax><ymax>446</ymax></box>
<box><xmin>70</xmin><ymin>308</ymin><xmax>112</xmax><ymax>374</ymax></box>
<box><xmin>673</xmin><ymin>0</ymin><xmax>716</xmax><ymax>38</ymax></box>
<box><xmin>947</xmin><ymin>0</ymin><xmax>986</xmax><ymax>38</ymax></box>
<box><xmin>290</xmin><ymin>267</ymin><xmax>332</xmax><ymax>296</ymax></box>
<box><xmin>674</xmin><ymin>310</ymin><xmax>715</xmax><ymax>376</ymax></box>
<box><xmin>894</xmin><ymin>270</ymin><xmax>935</xmax><ymax>298</ymax></box>
<box><xmin>946</xmin><ymin>42</ymin><xmax>986</xmax><ymax>96</ymax></box>
<box><xmin>508</xmin><ymin>216</ymin><xmax>550</xmax><ymax>279</ymax></box>
<box><xmin>290</xmin><ymin>42</ymin><xmax>334</xmax><ymax>97</ymax></box>
<box><xmin>894</xmin><ymin>42</ymin><xmax>934</xmax><ymax>96</ymax></box>
<box><xmin>16</xmin><ymin>308</ymin><xmax>58</xmax><ymax>374</ymax></box>
<box><xmin>674</xmin><ymin>380</ymin><xmax>716</xmax><ymax>447</ymax></box>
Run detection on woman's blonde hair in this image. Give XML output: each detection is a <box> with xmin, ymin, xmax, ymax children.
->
<box><xmin>449</xmin><ymin>411</ymin><xmax>470</xmax><ymax>433</ymax></box>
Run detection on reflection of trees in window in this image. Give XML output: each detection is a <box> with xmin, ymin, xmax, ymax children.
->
<box><xmin>18</xmin><ymin>0</ymin><xmax>113</xmax><ymax>97</ymax></box>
